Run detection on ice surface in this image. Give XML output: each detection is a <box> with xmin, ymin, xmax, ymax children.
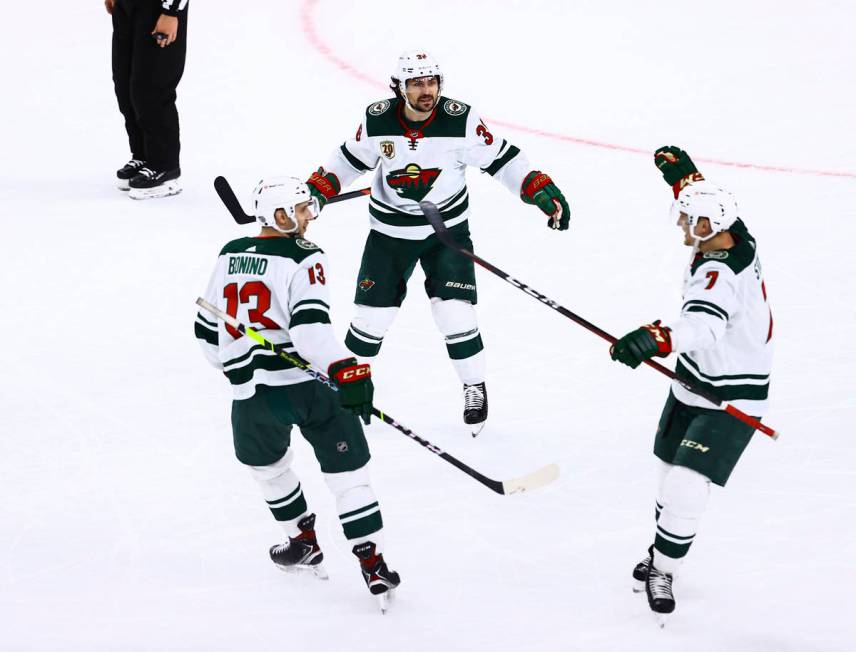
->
<box><xmin>1</xmin><ymin>1</ymin><xmax>854</xmax><ymax>650</ymax></box>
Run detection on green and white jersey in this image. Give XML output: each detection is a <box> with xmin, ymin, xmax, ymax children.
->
<box><xmin>195</xmin><ymin>236</ymin><xmax>351</xmax><ymax>400</ymax></box>
<box><xmin>665</xmin><ymin>219</ymin><xmax>774</xmax><ymax>416</ymax></box>
<box><xmin>322</xmin><ymin>96</ymin><xmax>530</xmax><ymax>240</ymax></box>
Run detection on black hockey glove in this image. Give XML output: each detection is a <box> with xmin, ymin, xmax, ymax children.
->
<box><xmin>653</xmin><ymin>146</ymin><xmax>705</xmax><ymax>198</ymax></box>
<box><xmin>328</xmin><ymin>357</ymin><xmax>374</xmax><ymax>425</ymax></box>
<box><xmin>610</xmin><ymin>321</ymin><xmax>672</xmax><ymax>369</ymax></box>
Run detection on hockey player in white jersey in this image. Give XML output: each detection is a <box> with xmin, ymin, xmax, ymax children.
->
<box><xmin>609</xmin><ymin>147</ymin><xmax>774</xmax><ymax>624</ymax></box>
<box><xmin>305</xmin><ymin>50</ymin><xmax>571</xmax><ymax>435</ymax></box>
<box><xmin>195</xmin><ymin>176</ymin><xmax>400</xmax><ymax>608</ymax></box>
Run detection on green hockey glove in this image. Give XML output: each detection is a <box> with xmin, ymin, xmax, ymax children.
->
<box><xmin>654</xmin><ymin>146</ymin><xmax>705</xmax><ymax>198</ymax></box>
<box><xmin>521</xmin><ymin>171</ymin><xmax>571</xmax><ymax>230</ymax></box>
<box><xmin>610</xmin><ymin>321</ymin><xmax>673</xmax><ymax>369</ymax></box>
<box><xmin>306</xmin><ymin>167</ymin><xmax>341</xmax><ymax>210</ymax></box>
<box><xmin>328</xmin><ymin>357</ymin><xmax>374</xmax><ymax>425</ymax></box>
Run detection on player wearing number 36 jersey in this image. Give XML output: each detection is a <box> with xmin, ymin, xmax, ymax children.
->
<box><xmin>194</xmin><ymin>176</ymin><xmax>400</xmax><ymax>604</ymax></box>
<box><xmin>305</xmin><ymin>50</ymin><xmax>572</xmax><ymax>436</ymax></box>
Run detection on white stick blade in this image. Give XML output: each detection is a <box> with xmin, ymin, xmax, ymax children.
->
<box><xmin>501</xmin><ymin>463</ymin><xmax>559</xmax><ymax>495</ymax></box>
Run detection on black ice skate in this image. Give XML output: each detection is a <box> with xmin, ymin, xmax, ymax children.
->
<box><xmin>128</xmin><ymin>166</ymin><xmax>182</xmax><ymax>200</ymax></box>
<box><xmin>352</xmin><ymin>541</ymin><xmax>400</xmax><ymax>613</ymax></box>
<box><xmin>116</xmin><ymin>159</ymin><xmax>145</xmax><ymax>190</ymax></box>
<box><xmin>269</xmin><ymin>513</ymin><xmax>328</xmax><ymax>579</ymax></box>
<box><xmin>632</xmin><ymin>551</ymin><xmax>652</xmax><ymax>593</ymax></box>
<box><xmin>463</xmin><ymin>382</ymin><xmax>488</xmax><ymax>436</ymax></box>
<box><xmin>645</xmin><ymin>547</ymin><xmax>675</xmax><ymax>627</ymax></box>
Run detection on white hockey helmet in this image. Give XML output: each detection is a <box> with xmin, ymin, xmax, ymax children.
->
<box><xmin>252</xmin><ymin>176</ymin><xmax>319</xmax><ymax>234</ymax></box>
<box><xmin>393</xmin><ymin>49</ymin><xmax>443</xmax><ymax>108</ymax></box>
<box><xmin>671</xmin><ymin>181</ymin><xmax>739</xmax><ymax>242</ymax></box>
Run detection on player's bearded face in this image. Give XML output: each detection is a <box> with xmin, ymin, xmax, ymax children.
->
<box><xmin>405</xmin><ymin>76</ymin><xmax>439</xmax><ymax>112</ymax></box>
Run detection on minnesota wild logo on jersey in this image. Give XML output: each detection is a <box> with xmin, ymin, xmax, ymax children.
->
<box><xmin>386</xmin><ymin>164</ymin><xmax>441</xmax><ymax>202</ymax></box>
<box><xmin>317</xmin><ymin>95</ymin><xmax>532</xmax><ymax>240</ymax></box>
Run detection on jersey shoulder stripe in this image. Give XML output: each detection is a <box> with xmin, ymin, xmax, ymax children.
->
<box><xmin>219</xmin><ymin>237</ymin><xmax>324</xmax><ymax>263</ymax></box>
<box><xmin>690</xmin><ymin>219</ymin><xmax>757</xmax><ymax>275</ymax></box>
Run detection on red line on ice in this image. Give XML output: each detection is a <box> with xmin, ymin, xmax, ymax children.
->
<box><xmin>299</xmin><ymin>0</ymin><xmax>854</xmax><ymax>180</ymax></box>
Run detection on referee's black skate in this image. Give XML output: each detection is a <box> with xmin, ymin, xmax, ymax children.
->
<box><xmin>352</xmin><ymin>541</ymin><xmax>400</xmax><ymax>613</ymax></box>
<box><xmin>645</xmin><ymin>547</ymin><xmax>675</xmax><ymax>627</ymax></box>
<box><xmin>128</xmin><ymin>165</ymin><xmax>182</xmax><ymax>199</ymax></box>
<box><xmin>269</xmin><ymin>513</ymin><xmax>328</xmax><ymax>579</ymax></box>
<box><xmin>463</xmin><ymin>382</ymin><xmax>488</xmax><ymax>436</ymax></box>
<box><xmin>632</xmin><ymin>551</ymin><xmax>652</xmax><ymax>593</ymax></box>
<box><xmin>116</xmin><ymin>159</ymin><xmax>145</xmax><ymax>190</ymax></box>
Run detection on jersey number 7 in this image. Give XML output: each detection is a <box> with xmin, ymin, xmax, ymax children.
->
<box><xmin>223</xmin><ymin>281</ymin><xmax>281</xmax><ymax>339</ymax></box>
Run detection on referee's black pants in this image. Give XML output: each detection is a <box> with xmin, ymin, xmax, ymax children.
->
<box><xmin>111</xmin><ymin>0</ymin><xmax>187</xmax><ymax>171</ymax></box>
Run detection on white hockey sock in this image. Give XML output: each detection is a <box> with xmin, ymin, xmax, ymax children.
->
<box><xmin>430</xmin><ymin>298</ymin><xmax>485</xmax><ymax>384</ymax></box>
<box><xmin>246</xmin><ymin>449</ymin><xmax>308</xmax><ymax>538</ymax></box>
<box><xmin>653</xmin><ymin>463</ymin><xmax>710</xmax><ymax>574</ymax></box>
<box><xmin>324</xmin><ymin>465</ymin><xmax>384</xmax><ymax>552</ymax></box>
<box><xmin>345</xmin><ymin>305</ymin><xmax>399</xmax><ymax>358</ymax></box>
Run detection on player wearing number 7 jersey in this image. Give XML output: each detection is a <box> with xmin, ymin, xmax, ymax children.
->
<box><xmin>610</xmin><ymin>148</ymin><xmax>774</xmax><ymax>624</ymax></box>
<box><xmin>194</xmin><ymin>176</ymin><xmax>400</xmax><ymax>604</ymax></box>
<box><xmin>305</xmin><ymin>49</ymin><xmax>572</xmax><ymax>436</ymax></box>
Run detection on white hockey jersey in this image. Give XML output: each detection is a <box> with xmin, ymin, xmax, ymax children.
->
<box><xmin>195</xmin><ymin>235</ymin><xmax>351</xmax><ymax>400</ymax></box>
<box><xmin>665</xmin><ymin>219</ymin><xmax>774</xmax><ymax>416</ymax></box>
<box><xmin>321</xmin><ymin>96</ymin><xmax>531</xmax><ymax>240</ymax></box>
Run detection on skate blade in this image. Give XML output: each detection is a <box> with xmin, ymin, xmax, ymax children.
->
<box><xmin>470</xmin><ymin>421</ymin><xmax>486</xmax><ymax>437</ymax></box>
<box><xmin>129</xmin><ymin>181</ymin><xmax>182</xmax><ymax>200</ymax></box>
<box><xmin>377</xmin><ymin>588</ymin><xmax>395</xmax><ymax>614</ymax></box>
<box><xmin>632</xmin><ymin>579</ymin><xmax>645</xmax><ymax>593</ymax></box>
<box><xmin>652</xmin><ymin>611</ymin><xmax>672</xmax><ymax>629</ymax></box>
<box><xmin>275</xmin><ymin>562</ymin><xmax>329</xmax><ymax>580</ymax></box>
<box><xmin>117</xmin><ymin>179</ymin><xmax>130</xmax><ymax>190</ymax></box>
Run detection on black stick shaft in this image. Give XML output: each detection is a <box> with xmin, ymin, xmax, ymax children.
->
<box><xmin>213</xmin><ymin>176</ymin><xmax>370</xmax><ymax>225</ymax></box>
<box><xmin>419</xmin><ymin>201</ymin><xmax>778</xmax><ymax>440</ymax></box>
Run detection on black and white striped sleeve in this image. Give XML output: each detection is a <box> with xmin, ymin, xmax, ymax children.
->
<box><xmin>160</xmin><ymin>0</ymin><xmax>189</xmax><ymax>16</ymax></box>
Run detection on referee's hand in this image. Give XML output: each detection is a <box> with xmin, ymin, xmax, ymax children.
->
<box><xmin>104</xmin><ymin>0</ymin><xmax>114</xmax><ymax>14</ymax></box>
<box><xmin>152</xmin><ymin>14</ymin><xmax>179</xmax><ymax>47</ymax></box>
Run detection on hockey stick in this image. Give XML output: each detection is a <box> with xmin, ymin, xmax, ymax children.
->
<box><xmin>419</xmin><ymin>201</ymin><xmax>779</xmax><ymax>441</ymax></box>
<box><xmin>213</xmin><ymin>176</ymin><xmax>371</xmax><ymax>225</ymax></box>
<box><xmin>196</xmin><ymin>297</ymin><xmax>559</xmax><ymax>494</ymax></box>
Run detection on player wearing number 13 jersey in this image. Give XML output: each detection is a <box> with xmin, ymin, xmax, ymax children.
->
<box><xmin>306</xmin><ymin>49</ymin><xmax>572</xmax><ymax>435</ymax></box>
<box><xmin>194</xmin><ymin>176</ymin><xmax>400</xmax><ymax>604</ymax></box>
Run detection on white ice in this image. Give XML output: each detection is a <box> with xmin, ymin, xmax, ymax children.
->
<box><xmin>2</xmin><ymin>1</ymin><xmax>855</xmax><ymax>651</ymax></box>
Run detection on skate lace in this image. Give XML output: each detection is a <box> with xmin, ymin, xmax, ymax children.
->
<box><xmin>464</xmin><ymin>384</ymin><xmax>485</xmax><ymax>410</ymax></box>
<box><xmin>271</xmin><ymin>541</ymin><xmax>291</xmax><ymax>554</ymax></box>
<box><xmin>649</xmin><ymin>569</ymin><xmax>673</xmax><ymax>599</ymax></box>
<box><xmin>137</xmin><ymin>166</ymin><xmax>156</xmax><ymax>179</ymax></box>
